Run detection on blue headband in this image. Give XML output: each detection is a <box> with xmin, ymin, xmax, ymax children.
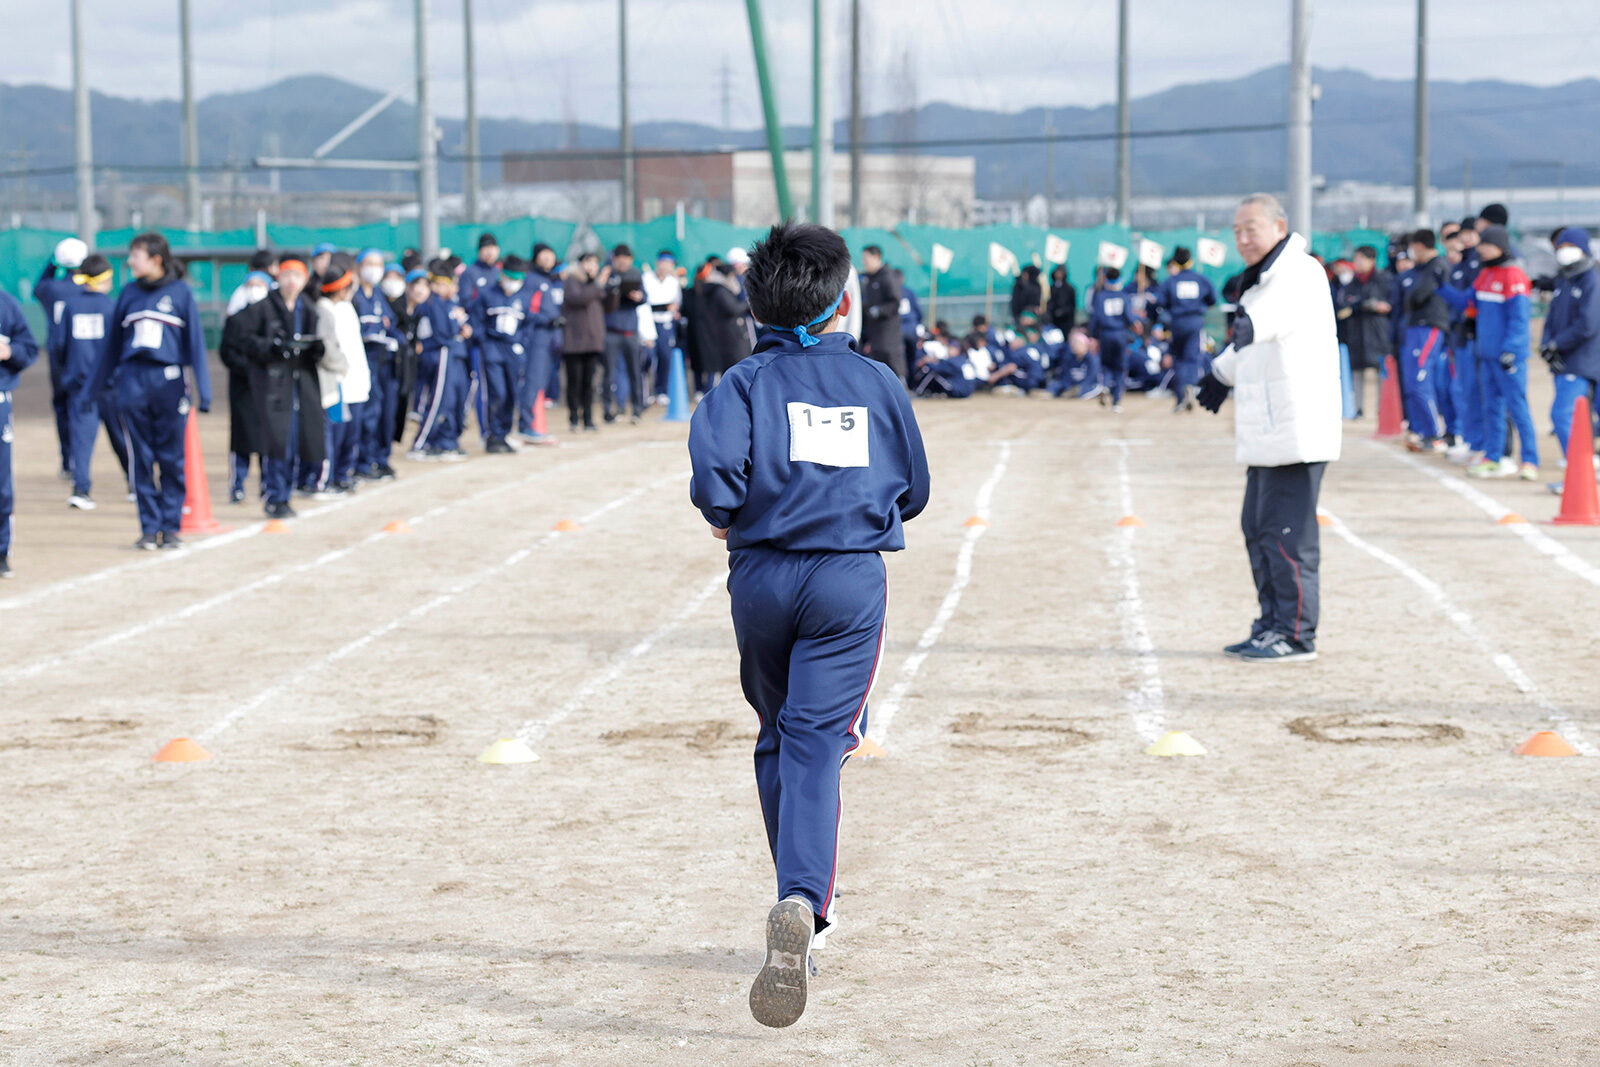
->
<box><xmin>793</xmin><ymin>288</ymin><xmax>846</xmax><ymax>348</ymax></box>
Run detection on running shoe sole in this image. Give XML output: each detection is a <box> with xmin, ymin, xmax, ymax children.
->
<box><xmin>750</xmin><ymin>898</ymin><xmax>812</xmax><ymax>1028</ymax></box>
<box><xmin>1241</xmin><ymin>649</ymin><xmax>1318</xmax><ymax>663</ymax></box>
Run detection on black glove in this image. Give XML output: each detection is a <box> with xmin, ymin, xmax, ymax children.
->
<box><xmin>1541</xmin><ymin>341</ymin><xmax>1565</xmax><ymax>372</ymax></box>
<box><xmin>303</xmin><ymin>338</ymin><xmax>326</xmax><ymax>360</ymax></box>
<box><xmin>269</xmin><ymin>334</ymin><xmax>289</xmax><ymax>360</ymax></box>
<box><xmin>1532</xmin><ymin>275</ymin><xmax>1557</xmax><ymax>294</ymax></box>
<box><xmin>1499</xmin><ymin>351</ymin><xmax>1517</xmax><ymax>371</ymax></box>
<box><xmin>1228</xmin><ymin>311</ymin><xmax>1254</xmax><ymax>350</ymax></box>
<box><xmin>1197</xmin><ymin>372</ymin><xmax>1230</xmax><ymax>414</ymax></box>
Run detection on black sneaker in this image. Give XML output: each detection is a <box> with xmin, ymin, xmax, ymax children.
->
<box><xmin>264</xmin><ymin>501</ymin><xmax>298</xmax><ymax>520</ymax></box>
<box><xmin>1235</xmin><ymin>631</ymin><xmax>1317</xmax><ymax>663</ymax></box>
<box><xmin>1223</xmin><ymin>633</ymin><xmax>1262</xmax><ymax>657</ymax></box>
<box><xmin>485</xmin><ymin>436</ymin><xmax>513</xmax><ymax>454</ymax></box>
<box><xmin>158</xmin><ymin>532</ymin><xmax>184</xmax><ymax>550</ymax></box>
<box><xmin>135</xmin><ymin>534</ymin><xmax>159</xmax><ymax>551</ymax></box>
<box><xmin>375</xmin><ymin>463</ymin><xmax>397</xmax><ymax>481</ymax></box>
<box><xmin>0</xmin><ymin>555</ymin><xmax>12</xmax><ymax>579</ymax></box>
<box><xmin>229</xmin><ymin>488</ymin><xmax>246</xmax><ymax>504</ymax></box>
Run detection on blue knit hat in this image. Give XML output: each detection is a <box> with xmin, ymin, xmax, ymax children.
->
<box><xmin>313</xmin><ymin>241</ymin><xmax>337</xmax><ymax>256</ymax></box>
<box><xmin>245</xmin><ymin>270</ymin><xmax>273</xmax><ymax>287</ymax></box>
<box><xmin>357</xmin><ymin>247</ymin><xmax>385</xmax><ymax>264</ymax></box>
<box><xmin>404</xmin><ymin>267</ymin><xmax>428</xmax><ymax>283</ymax></box>
<box><xmin>1554</xmin><ymin>227</ymin><xmax>1591</xmax><ymax>251</ymax></box>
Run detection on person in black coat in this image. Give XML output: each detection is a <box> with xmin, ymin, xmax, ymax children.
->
<box><xmin>858</xmin><ymin>245</ymin><xmax>904</xmax><ymax>380</ymax></box>
<box><xmin>691</xmin><ymin>262</ymin><xmax>752</xmax><ymax>385</ymax></box>
<box><xmin>217</xmin><ymin>271</ymin><xmax>274</xmax><ymax>503</ymax></box>
<box><xmin>1045</xmin><ymin>265</ymin><xmax>1077</xmax><ymax>332</ymax></box>
<box><xmin>1333</xmin><ymin>245</ymin><xmax>1393</xmax><ymax>417</ymax></box>
<box><xmin>221</xmin><ymin>256</ymin><xmax>327</xmax><ymax>519</ymax></box>
<box><xmin>1010</xmin><ymin>264</ymin><xmax>1044</xmax><ymax>326</ymax></box>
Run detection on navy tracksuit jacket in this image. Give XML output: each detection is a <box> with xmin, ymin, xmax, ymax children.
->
<box><xmin>47</xmin><ymin>283</ymin><xmax>123</xmax><ymax>498</ymax></box>
<box><xmin>518</xmin><ymin>269</ymin><xmax>563</xmax><ymax>432</ymax></box>
<box><xmin>93</xmin><ymin>276</ymin><xmax>211</xmax><ymax>537</ymax></box>
<box><xmin>689</xmin><ymin>329</ymin><xmax>930</xmax><ymax>927</ymax></box>
<box><xmin>1088</xmin><ymin>286</ymin><xmax>1138</xmax><ymax>401</ymax></box>
<box><xmin>1156</xmin><ymin>268</ymin><xmax>1217</xmax><ymax>395</ymax></box>
<box><xmin>34</xmin><ymin>265</ymin><xmax>76</xmax><ymax>474</ymax></box>
<box><xmin>352</xmin><ymin>285</ymin><xmax>404</xmax><ymax>469</ymax></box>
<box><xmin>0</xmin><ymin>290</ymin><xmax>39</xmax><ymax>559</ymax></box>
<box><xmin>469</xmin><ymin>282</ymin><xmax>537</xmax><ymax>439</ymax></box>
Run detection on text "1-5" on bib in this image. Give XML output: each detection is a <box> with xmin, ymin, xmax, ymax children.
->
<box><xmin>787</xmin><ymin>402</ymin><xmax>869</xmax><ymax>468</ymax></box>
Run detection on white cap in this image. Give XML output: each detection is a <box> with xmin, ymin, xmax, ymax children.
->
<box><xmin>54</xmin><ymin>237</ymin><xmax>88</xmax><ymax>270</ymax></box>
<box><xmin>726</xmin><ymin>246</ymin><xmax>750</xmax><ymax>266</ymax></box>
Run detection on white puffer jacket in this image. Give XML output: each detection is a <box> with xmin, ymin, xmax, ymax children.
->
<box><xmin>1210</xmin><ymin>232</ymin><xmax>1342</xmax><ymax>467</ymax></box>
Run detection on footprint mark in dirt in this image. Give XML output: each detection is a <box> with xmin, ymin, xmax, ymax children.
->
<box><xmin>297</xmin><ymin>715</ymin><xmax>445</xmax><ymax>751</ymax></box>
<box><xmin>0</xmin><ymin>717</ymin><xmax>140</xmax><ymax>750</ymax></box>
<box><xmin>1287</xmin><ymin>713</ymin><xmax>1463</xmax><ymax>746</ymax></box>
<box><xmin>601</xmin><ymin>720</ymin><xmax>754</xmax><ymax>754</ymax></box>
<box><xmin>948</xmin><ymin>712</ymin><xmax>1094</xmax><ymax>752</ymax></box>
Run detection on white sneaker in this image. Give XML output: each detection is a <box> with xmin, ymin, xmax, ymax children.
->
<box><xmin>67</xmin><ymin>494</ymin><xmax>96</xmax><ymax>511</ymax></box>
<box><xmin>1112</xmin><ymin>403</ymin><xmax>1124</xmax><ymax>413</ymax></box>
<box><xmin>1494</xmin><ymin>457</ymin><xmax>1518</xmax><ymax>478</ymax></box>
<box><xmin>749</xmin><ymin>896</ymin><xmax>813</xmax><ymax>1028</ymax></box>
<box><xmin>1518</xmin><ymin>462</ymin><xmax>1540</xmax><ymax>481</ymax></box>
<box><xmin>1446</xmin><ymin>441</ymin><xmax>1472</xmax><ymax>463</ymax></box>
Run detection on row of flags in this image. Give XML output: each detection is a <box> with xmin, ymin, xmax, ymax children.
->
<box><xmin>930</xmin><ymin>235</ymin><xmax>1229</xmax><ymax>278</ymax></box>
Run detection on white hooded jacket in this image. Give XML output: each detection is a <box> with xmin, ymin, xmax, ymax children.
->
<box><xmin>316</xmin><ymin>297</ymin><xmax>372</xmax><ymax>408</ymax></box>
<box><xmin>1210</xmin><ymin>232</ymin><xmax>1342</xmax><ymax>467</ymax></box>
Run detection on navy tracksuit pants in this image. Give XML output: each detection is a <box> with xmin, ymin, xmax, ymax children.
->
<box><xmin>117</xmin><ymin>361</ymin><xmax>189</xmax><ymax>536</ymax></box>
<box><xmin>1401</xmin><ymin>326</ymin><xmax>1445</xmax><ymax>439</ymax></box>
<box><xmin>728</xmin><ymin>547</ymin><xmax>886</xmax><ymax>930</ymax></box>
<box><xmin>66</xmin><ymin>382</ymin><xmax>105</xmax><ymax>497</ymax></box>
<box><xmin>417</xmin><ymin>352</ymin><xmax>470</xmax><ymax>450</ymax></box>
<box><xmin>48</xmin><ymin>349</ymin><xmax>71</xmax><ymax>476</ymax></box>
<box><xmin>262</xmin><ymin>395</ymin><xmax>299</xmax><ymax>508</ymax></box>
<box><xmin>1242</xmin><ymin>462</ymin><xmax>1325</xmax><ymax>648</ymax></box>
<box><xmin>1098</xmin><ymin>336</ymin><xmax>1128</xmax><ymax>403</ymax></box>
<box><xmin>359</xmin><ymin>350</ymin><xmax>397</xmax><ymax>470</ymax></box>
<box><xmin>1171</xmin><ymin>323</ymin><xmax>1205</xmax><ymax>397</ymax></box>
<box><xmin>0</xmin><ymin>391</ymin><xmax>13</xmax><ymax>557</ymax></box>
<box><xmin>481</xmin><ymin>356</ymin><xmax>517</xmax><ymax>439</ymax></box>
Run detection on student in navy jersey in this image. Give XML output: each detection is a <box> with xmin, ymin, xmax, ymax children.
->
<box><xmin>92</xmin><ymin>232</ymin><xmax>211</xmax><ymax>550</ymax></box>
<box><xmin>47</xmin><ymin>254</ymin><xmax>119</xmax><ymax>510</ymax></box>
<box><xmin>689</xmin><ymin>221</ymin><xmax>929</xmax><ymax>1029</ymax></box>
<box><xmin>0</xmin><ymin>286</ymin><xmax>40</xmax><ymax>577</ymax></box>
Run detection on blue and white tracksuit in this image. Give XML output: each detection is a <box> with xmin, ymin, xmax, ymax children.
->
<box><xmin>1088</xmin><ymin>286</ymin><xmax>1137</xmax><ymax>403</ymax></box>
<box><xmin>912</xmin><ymin>353</ymin><xmax>978</xmax><ymax>398</ymax></box>
<box><xmin>518</xmin><ymin>269</ymin><xmax>563</xmax><ymax>434</ymax></box>
<box><xmin>93</xmin><ymin>276</ymin><xmax>212</xmax><ymax>536</ymax></box>
<box><xmin>353</xmin><ymin>285</ymin><xmax>403</xmax><ymax>470</ymax></box>
<box><xmin>1446</xmin><ymin>252</ymin><xmax>1483</xmax><ymax>451</ymax></box>
<box><xmin>1397</xmin><ymin>257</ymin><xmax>1451</xmax><ymax>439</ymax></box>
<box><xmin>47</xmin><ymin>283</ymin><xmax>124</xmax><ymax>498</ymax></box>
<box><xmin>469</xmin><ymin>283</ymin><xmax>535</xmax><ymax>440</ymax></box>
<box><xmin>34</xmin><ymin>264</ymin><xmax>76</xmax><ymax>475</ymax></box>
<box><xmin>1544</xmin><ymin>258</ymin><xmax>1600</xmax><ymax>457</ymax></box>
<box><xmin>414</xmin><ymin>294</ymin><xmax>471</xmax><ymax>452</ymax></box>
<box><xmin>689</xmin><ymin>329</ymin><xmax>930</xmax><ymax>930</ymax></box>
<box><xmin>0</xmin><ymin>291</ymin><xmax>40</xmax><ymax>558</ymax></box>
<box><xmin>1156</xmin><ymin>269</ymin><xmax>1216</xmax><ymax>397</ymax></box>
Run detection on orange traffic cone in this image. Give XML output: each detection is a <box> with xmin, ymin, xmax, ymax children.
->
<box><xmin>1552</xmin><ymin>396</ymin><xmax>1600</xmax><ymax>526</ymax></box>
<box><xmin>532</xmin><ymin>389</ymin><xmax>549</xmax><ymax>436</ymax></box>
<box><xmin>179</xmin><ymin>409</ymin><xmax>232</xmax><ymax>536</ymax></box>
<box><xmin>1372</xmin><ymin>356</ymin><xmax>1404</xmax><ymax>439</ymax></box>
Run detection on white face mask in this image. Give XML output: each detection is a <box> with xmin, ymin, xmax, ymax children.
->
<box><xmin>1336</xmin><ymin>271</ymin><xmax>1353</xmax><ymax>286</ymax></box>
<box><xmin>380</xmin><ymin>277</ymin><xmax>406</xmax><ymax>301</ymax></box>
<box><xmin>1555</xmin><ymin>246</ymin><xmax>1585</xmax><ymax>267</ymax></box>
<box><xmin>244</xmin><ymin>285</ymin><xmax>269</xmax><ymax>305</ymax></box>
<box><xmin>360</xmin><ymin>264</ymin><xmax>384</xmax><ymax>286</ymax></box>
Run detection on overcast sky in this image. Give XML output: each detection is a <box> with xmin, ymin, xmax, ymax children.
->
<box><xmin>6</xmin><ymin>0</ymin><xmax>1598</xmax><ymax>128</ymax></box>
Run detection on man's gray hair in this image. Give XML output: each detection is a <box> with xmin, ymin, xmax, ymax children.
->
<box><xmin>1239</xmin><ymin>193</ymin><xmax>1287</xmax><ymax>222</ymax></box>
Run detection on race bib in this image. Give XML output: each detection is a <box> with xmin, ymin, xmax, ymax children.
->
<box><xmin>164</xmin><ymin>365</ymin><xmax>182</xmax><ymax>381</ymax></box>
<box><xmin>898</xmin><ymin>298</ymin><xmax>911</xmax><ymax>315</ymax></box>
<box><xmin>787</xmin><ymin>402</ymin><xmax>869</xmax><ymax>468</ymax></box>
<box><xmin>1041</xmin><ymin>327</ymin><xmax>1064</xmax><ymax>345</ymax></box>
<box><xmin>72</xmin><ymin>313</ymin><xmax>105</xmax><ymax>340</ymax></box>
<box><xmin>417</xmin><ymin>317</ymin><xmax>433</xmax><ymax>340</ymax></box>
<box><xmin>133</xmin><ymin>319</ymin><xmax>164</xmax><ymax>350</ymax></box>
<box><xmin>495</xmin><ymin>312</ymin><xmax>519</xmax><ymax>335</ymax></box>
<box><xmin>1103</xmin><ymin>298</ymin><xmax>1124</xmax><ymax>316</ymax></box>
<box><xmin>1175</xmin><ymin>281</ymin><xmax>1200</xmax><ymax>301</ymax></box>
<box><xmin>551</xmin><ymin>288</ymin><xmax>565</xmax><ymax>306</ymax></box>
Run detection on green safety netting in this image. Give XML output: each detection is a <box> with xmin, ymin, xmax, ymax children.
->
<box><xmin>1</xmin><ymin>215</ymin><xmax>1409</xmax><ymax>315</ymax></box>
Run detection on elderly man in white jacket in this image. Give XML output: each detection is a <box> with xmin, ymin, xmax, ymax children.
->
<box><xmin>1197</xmin><ymin>194</ymin><xmax>1341</xmax><ymax>663</ymax></box>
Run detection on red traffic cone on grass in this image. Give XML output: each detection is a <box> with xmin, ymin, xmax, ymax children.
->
<box><xmin>179</xmin><ymin>408</ymin><xmax>232</xmax><ymax>536</ymax></box>
<box><xmin>1552</xmin><ymin>395</ymin><xmax>1600</xmax><ymax>526</ymax></box>
<box><xmin>1372</xmin><ymin>356</ymin><xmax>1404</xmax><ymax>439</ymax></box>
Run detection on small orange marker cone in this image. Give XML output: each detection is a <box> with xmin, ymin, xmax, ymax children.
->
<box><xmin>383</xmin><ymin>519</ymin><xmax>412</xmax><ymax>534</ymax></box>
<box><xmin>153</xmin><ymin>737</ymin><xmax>212</xmax><ymax>762</ymax></box>
<box><xmin>962</xmin><ymin>515</ymin><xmax>990</xmax><ymax>528</ymax></box>
<box><xmin>263</xmin><ymin>518</ymin><xmax>290</xmax><ymax>534</ymax></box>
<box><xmin>1117</xmin><ymin>515</ymin><xmax>1144</xmax><ymax>528</ymax></box>
<box><xmin>1513</xmin><ymin>730</ymin><xmax>1578</xmax><ymax>757</ymax></box>
<box><xmin>553</xmin><ymin>519</ymin><xmax>582</xmax><ymax>532</ymax></box>
<box><xmin>853</xmin><ymin>737</ymin><xmax>888</xmax><ymax>759</ymax></box>
<box><xmin>1316</xmin><ymin>512</ymin><xmax>1333</xmax><ymax>527</ymax></box>
<box><xmin>1497</xmin><ymin>513</ymin><xmax>1528</xmax><ymax>525</ymax></box>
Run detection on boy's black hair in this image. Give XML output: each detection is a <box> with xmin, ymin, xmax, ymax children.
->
<box><xmin>1410</xmin><ymin>228</ymin><xmax>1437</xmax><ymax>250</ymax></box>
<box><xmin>249</xmin><ymin>249</ymin><xmax>278</xmax><ymax>272</ymax></box>
<box><xmin>1104</xmin><ymin>266</ymin><xmax>1121</xmax><ymax>282</ymax></box>
<box><xmin>79</xmin><ymin>253</ymin><xmax>112</xmax><ymax>277</ymax></box>
<box><xmin>1353</xmin><ymin>244</ymin><xmax>1378</xmax><ymax>260</ymax></box>
<box><xmin>743</xmin><ymin>221</ymin><xmax>853</xmax><ymax>329</ymax></box>
<box><xmin>973</xmin><ymin>314</ymin><xmax>988</xmax><ymax>327</ymax></box>
<box><xmin>612</xmin><ymin>244</ymin><xmax>633</xmax><ymax>258</ymax></box>
<box><xmin>861</xmin><ymin>244</ymin><xmax>883</xmax><ymax>258</ymax></box>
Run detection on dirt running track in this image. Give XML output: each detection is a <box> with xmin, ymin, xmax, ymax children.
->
<box><xmin>2</xmin><ymin>365</ymin><xmax>1598</xmax><ymax>1065</ymax></box>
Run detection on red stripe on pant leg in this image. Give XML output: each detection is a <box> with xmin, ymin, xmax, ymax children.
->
<box><xmin>821</xmin><ymin>562</ymin><xmax>887</xmax><ymax>923</ymax></box>
<box><xmin>1275</xmin><ymin>541</ymin><xmax>1304</xmax><ymax>643</ymax></box>
<box><xmin>1418</xmin><ymin>328</ymin><xmax>1440</xmax><ymax>370</ymax></box>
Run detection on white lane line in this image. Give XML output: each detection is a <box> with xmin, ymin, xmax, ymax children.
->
<box><xmin>869</xmin><ymin>441</ymin><xmax>1012</xmax><ymax>745</ymax></box>
<box><xmin>514</xmin><ymin>569</ymin><xmax>728</xmax><ymax>747</ymax></box>
<box><xmin>1322</xmin><ymin>509</ymin><xmax>1595</xmax><ymax>756</ymax></box>
<box><xmin>0</xmin><ymin>467</ymin><xmax>450</xmax><ymax>614</ymax></box>
<box><xmin>1381</xmin><ymin>444</ymin><xmax>1600</xmax><ymax>588</ymax></box>
<box><xmin>0</xmin><ymin>451</ymin><xmax>621</xmax><ymax>687</ymax></box>
<box><xmin>193</xmin><ymin>471</ymin><xmax>684</xmax><ymax>746</ymax></box>
<box><xmin>1108</xmin><ymin>439</ymin><xmax>1165</xmax><ymax>744</ymax></box>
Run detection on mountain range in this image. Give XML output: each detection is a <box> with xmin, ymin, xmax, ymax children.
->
<box><xmin>2</xmin><ymin>64</ymin><xmax>1598</xmax><ymax>201</ymax></box>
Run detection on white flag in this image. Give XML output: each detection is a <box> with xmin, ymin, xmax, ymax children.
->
<box><xmin>1137</xmin><ymin>239</ymin><xmax>1165</xmax><ymax>270</ymax></box>
<box><xmin>1197</xmin><ymin>237</ymin><xmax>1227</xmax><ymax>268</ymax></box>
<box><xmin>989</xmin><ymin>242</ymin><xmax>1018</xmax><ymax>276</ymax></box>
<box><xmin>1097</xmin><ymin>241</ymin><xmax>1129</xmax><ymax>270</ymax></box>
<box><xmin>1044</xmin><ymin>234</ymin><xmax>1071</xmax><ymax>264</ymax></box>
<box><xmin>930</xmin><ymin>242</ymin><xmax>954</xmax><ymax>274</ymax></box>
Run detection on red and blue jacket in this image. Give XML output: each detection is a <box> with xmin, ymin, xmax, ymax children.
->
<box><xmin>1440</xmin><ymin>258</ymin><xmax>1531</xmax><ymax>361</ymax></box>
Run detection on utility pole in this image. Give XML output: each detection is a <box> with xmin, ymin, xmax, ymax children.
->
<box><xmin>744</xmin><ymin>0</ymin><xmax>793</xmax><ymax>220</ymax></box>
<box><xmin>812</xmin><ymin>0</ymin><xmax>834</xmax><ymax>225</ymax></box>
<box><xmin>849</xmin><ymin>0</ymin><xmax>862</xmax><ymax>226</ymax></box>
<box><xmin>619</xmin><ymin>0</ymin><xmax>634</xmax><ymax>223</ymax></box>
<box><xmin>179</xmin><ymin>0</ymin><xmax>201</xmax><ymax>231</ymax></box>
<box><xmin>1286</xmin><ymin>0</ymin><xmax>1313</xmax><ymax>237</ymax></box>
<box><xmin>1114</xmin><ymin>0</ymin><xmax>1130</xmax><ymax>227</ymax></box>
<box><xmin>1412</xmin><ymin>0</ymin><xmax>1428</xmax><ymax>227</ymax></box>
<box><xmin>416</xmin><ymin>0</ymin><xmax>440</xmax><ymax>256</ymax></box>
<box><xmin>71</xmin><ymin>0</ymin><xmax>95</xmax><ymax>245</ymax></box>
<box><xmin>463</xmin><ymin>0</ymin><xmax>480</xmax><ymax>223</ymax></box>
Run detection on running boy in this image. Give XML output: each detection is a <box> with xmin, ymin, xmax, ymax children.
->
<box><xmin>688</xmin><ymin>221</ymin><xmax>930</xmax><ymax>1028</ymax></box>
